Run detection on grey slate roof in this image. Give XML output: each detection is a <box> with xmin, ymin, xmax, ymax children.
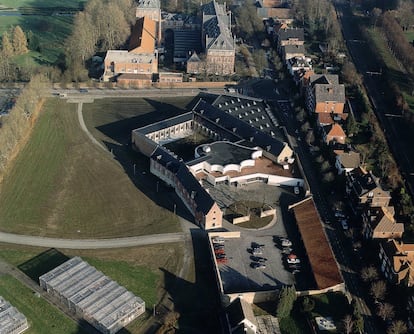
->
<box><xmin>193</xmin><ymin>99</ymin><xmax>287</xmax><ymax>157</ymax></box>
<box><xmin>282</xmin><ymin>44</ymin><xmax>305</xmax><ymax>55</ymax></box>
<box><xmin>314</xmin><ymin>83</ymin><xmax>345</xmax><ymax>103</ymax></box>
<box><xmin>174</xmin><ymin>30</ymin><xmax>202</xmax><ymax>60</ymax></box>
<box><xmin>150</xmin><ymin>146</ymin><xmax>215</xmax><ymax>215</ymax></box>
<box><xmin>212</xmin><ymin>95</ymin><xmax>284</xmax><ymax>139</ymax></box>
<box><xmin>137</xmin><ymin>0</ymin><xmax>160</xmax><ymax>9</ymax></box>
<box><xmin>278</xmin><ymin>28</ymin><xmax>304</xmax><ymax>41</ymax></box>
<box><xmin>310</xmin><ymin>74</ymin><xmax>339</xmax><ymax>85</ymax></box>
<box><xmin>136</xmin><ymin>112</ymin><xmax>193</xmax><ymax>135</ymax></box>
<box><xmin>202</xmin><ymin>1</ymin><xmax>234</xmax><ymax>51</ymax></box>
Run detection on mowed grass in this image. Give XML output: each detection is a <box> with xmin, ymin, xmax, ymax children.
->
<box><xmin>0</xmin><ymin>275</ymin><xmax>84</xmax><ymax>334</ymax></box>
<box><xmin>0</xmin><ymin>99</ymin><xmax>180</xmax><ymax>238</ymax></box>
<box><xmin>82</xmin><ymin>96</ymin><xmax>194</xmax><ymax>146</ymax></box>
<box><xmin>0</xmin><ymin>243</ymin><xmax>185</xmax><ymax>334</ymax></box>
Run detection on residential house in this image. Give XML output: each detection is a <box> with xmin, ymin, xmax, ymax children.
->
<box><xmin>345</xmin><ymin>167</ymin><xmax>391</xmax><ymax>211</ymax></box>
<box><xmin>323</xmin><ymin>123</ymin><xmax>346</xmax><ymax>145</ymax></box>
<box><xmin>226</xmin><ymin>298</ymin><xmax>258</xmax><ymax>334</ymax></box>
<box><xmin>362</xmin><ymin>206</ymin><xmax>404</xmax><ymax>240</ymax></box>
<box><xmin>103</xmin><ymin>16</ymin><xmax>158</xmax><ymax>82</ymax></box>
<box><xmin>276</xmin><ymin>27</ymin><xmax>305</xmax><ymax>52</ymax></box>
<box><xmin>334</xmin><ymin>149</ymin><xmax>360</xmax><ymax>174</ymax></box>
<box><xmin>281</xmin><ymin>44</ymin><xmax>306</xmax><ymax>62</ymax></box>
<box><xmin>379</xmin><ymin>239</ymin><xmax>414</xmax><ymax>287</ymax></box>
<box><xmin>305</xmin><ymin>74</ymin><xmax>346</xmax><ymax>126</ymax></box>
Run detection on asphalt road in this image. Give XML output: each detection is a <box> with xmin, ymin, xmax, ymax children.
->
<box><xmin>0</xmin><ymin>231</ymin><xmax>185</xmax><ymax>249</ymax></box>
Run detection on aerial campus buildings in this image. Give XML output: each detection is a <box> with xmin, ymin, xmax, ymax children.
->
<box><xmin>132</xmin><ymin>94</ymin><xmax>300</xmax><ymax>230</ymax></box>
<box><xmin>39</xmin><ymin>257</ymin><xmax>145</xmax><ymax>334</ymax></box>
<box><xmin>0</xmin><ymin>297</ymin><xmax>28</xmax><ymax>334</ymax></box>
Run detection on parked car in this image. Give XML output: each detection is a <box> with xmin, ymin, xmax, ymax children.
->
<box><xmin>214</xmin><ymin>244</ymin><xmax>224</xmax><ymax>249</ymax></box>
<box><xmin>216</xmin><ymin>253</ymin><xmax>226</xmax><ymax>259</ymax></box>
<box><xmin>252</xmin><ymin>248</ymin><xmax>263</xmax><ymax>256</ymax></box>
<box><xmin>212</xmin><ymin>237</ymin><xmax>225</xmax><ymax>244</ymax></box>
<box><xmin>287</xmin><ymin>254</ymin><xmax>301</xmax><ymax>264</ymax></box>
<box><xmin>214</xmin><ymin>248</ymin><xmax>225</xmax><ymax>254</ymax></box>
<box><xmin>217</xmin><ymin>258</ymin><xmax>228</xmax><ymax>264</ymax></box>
<box><xmin>251</xmin><ymin>256</ymin><xmax>267</xmax><ymax>263</ymax></box>
<box><xmin>79</xmin><ymin>88</ymin><xmax>88</xmax><ymax>93</ymax></box>
<box><xmin>282</xmin><ymin>247</ymin><xmax>293</xmax><ymax>254</ymax></box>
<box><xmin>251</xmin><ymin>262</ymin><xmax>266</xmax><ymax>269</ymax></box>
<box><xmin>281</xmin><ymin>238</ymin><xmax>292</xmax><ymax>247</ymax></box>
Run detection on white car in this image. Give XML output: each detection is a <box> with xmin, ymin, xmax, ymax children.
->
<box><xmin>281</xmin><ymin>238</ymin><xmax>292</xmax><ymax>247</ymax></box>
<box><xmin>287</xmin><ymin>257</ymin><xmax>301</xmax><ymax>264</ymax></box>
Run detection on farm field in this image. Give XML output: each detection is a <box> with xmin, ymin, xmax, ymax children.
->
<box><xmin>0</xmin><ymin>98</ymin><xmax>180</xmax><ymax>238</ymax></box>
<box><xmin>0</xmin><ymin>242</ymin><xmax>185</xmax><ymax>334</ymax></box>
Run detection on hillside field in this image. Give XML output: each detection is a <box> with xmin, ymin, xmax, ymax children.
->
<box><xmin>0</xmin><ymin>98</ymin><xmax>181</xmax><ymax>238</ymax></box>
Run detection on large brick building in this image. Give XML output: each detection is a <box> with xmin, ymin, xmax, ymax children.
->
<box><xmin>103</xmin><ymin>16</ymin><xmax>158</xmax><ymax>82</ymax></box>
<box><xmin>187</xmin><ymin>1</ymin><xmax>235</xmax><ymax>76</ymax></box>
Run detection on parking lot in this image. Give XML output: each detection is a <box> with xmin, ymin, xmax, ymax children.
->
<box><xmin>208</xmin><ymin>182</ymin><xmax>316</xmax><ymax>294</ymax></box>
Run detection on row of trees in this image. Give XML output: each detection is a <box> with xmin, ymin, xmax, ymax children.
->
<box><xmin>0</xmin><ymin>26</ymin><xmax>30</xmax><ymax>82</ymax></box>
<box><xmin>64</xmin><ymin>0</ymin><xmax>135</xmax><ymax>81</ymax></box>
<box><xmin>0</xmin><ymin>75</ymin><xmax>47</xmax><ymax>178</ymax></box>
<box><xmin>378</xmin><ymin>11</ymin><xmax>414</xmax><ymax>74</ymax></box>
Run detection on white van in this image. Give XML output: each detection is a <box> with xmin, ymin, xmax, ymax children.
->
<box><xmin>59</xmin><ymin>93</ymin><xmax>67</xmax><ymax>98</ymax></box>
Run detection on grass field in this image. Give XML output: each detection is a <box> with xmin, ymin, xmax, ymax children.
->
<box><xmin>0</xmin><ymin>242</ymin><xmax>185</xmax><ymax>334</ymax></box>
<box><xmin>0</xmin><ymin>275</ymin><xmax>85</xmax><ymax>334</ymax></box>
<box><xmin>366</xmin><ymin>27</ymin><xmax>414</xmax><ymax>113</ymax></box>
<box><xmin>0</xmin><ymin>98</ymin><xmax>180</xmax><ymax>238</ymax></box>
<box><xmin>0</xmin><ymin>0</ymin><xmax>82</xmax><ymax>65</ymax></box>
<box><xmin>0</xmin><ymin>0</ymin><xmax>84</xmax><ymax>8</ymax></box>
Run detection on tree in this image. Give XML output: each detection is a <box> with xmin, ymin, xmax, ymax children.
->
<box><xmin>301</xmin><ymin>297</ymin><xmax>315</xmax><ymax>313</ymax></box>
<box><xmin>276</xmin><ymin>286</ymin><xmax>297</xmax><ymax>319</ymax></box>
<box><xmin>387</xmin><ymin>320</ymin><xmax>408</xmax><ymax>334</ymax></box>
<box><xmin>1</xmin><ymin>33</ymin><xmax>13</xmax><ymax>57</ymax></box>
<box><xmin>361</xmin><ymin>266</ymin><xmax>379</xmax><ymax>283</ymax></box>
<box><xmin>370</xmin><ymin>280</ymin><xmax>387</xmax><ymax>301</ymax></box>
<box><xmin>371</xmin><ymin>8</ymin><xmax>382</xmax><ymax>27</ymax></box>
<box><xmin>341</xmin><ymin>315</ymin><xmax>354</xmax><ymax>334</ymax></box>
<box><xmin>12</xmin><ymin>25</ymin><xmax>28</xmax><ymax>55</ymax></box>
<box><xmin>377</xmin><ymin>302</ymin><xmax>395</xmax><ymax>322</ymax></box>
<box><xmin>351</xmin><ymin>299</ymin><xmax>364</xmax><ymax>333</ymax></box>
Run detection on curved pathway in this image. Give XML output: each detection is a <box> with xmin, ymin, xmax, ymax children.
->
<box><xmin>76</xmin><ymin>102</ymin><xmax>108</xmax><ymax>152</ymax></box>
<box><xmin>0</xmin><ymin>231</ymin><xmax>185</xmax><ymax>249</ymax></box>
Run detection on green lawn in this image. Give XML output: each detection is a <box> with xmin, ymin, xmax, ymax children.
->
<box><xmin>0</xmin><ymin>1</ymin><xmax>82</xmax><ymax>65</ymax></box>
<box><xmin>0</xmin><ymin>98</ymin><xmax>180</xmax><ymax>238</ymax></box>
<box><xmin>0</xmin><ymin>275</ymin><xmax>85</xmax><ymax>334</ymax></box>
<box><xmin>0</xmin><ymin>0</ymin><xmax>84</xmax><ymax>8</ymax></box>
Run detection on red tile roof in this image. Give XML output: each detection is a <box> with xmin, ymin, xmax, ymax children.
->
<box><xmin>291</xmin><ymin>198</ymin><xmax>343</xmax><ymax>290</ymax></box>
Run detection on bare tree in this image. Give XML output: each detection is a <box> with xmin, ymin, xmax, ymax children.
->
<box><xmin>370</xmin><ymin>280</ymin><xmax>387</xmax><ymax>301</ymax></box>
<box><xmin>12</xmin><ymin>25</ymin><xmax>28</xmax><ymax>55</ymax></box>
<box><xmin>1</xmin><ymin>33</ymin><xmax>13</xmax><ymax>57</ymax></box>
<box><xmin>377</xmin><ymin>303</ymin><xmax>395</xmax><ymax>322</ymax></box>
<box><xmin>361</xmin><ymin>266</ymin><xmax>379</xmax><ymax>282</ymax></box>
<box><xmin>387</xmin><ymin>320</ymin><xmax>408</xmax><ymax>334</ymax></box>
<box><xmin>341</xmin><ymin>315</ymin><xmax>354</xmax><ymax>334</ymax></box>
